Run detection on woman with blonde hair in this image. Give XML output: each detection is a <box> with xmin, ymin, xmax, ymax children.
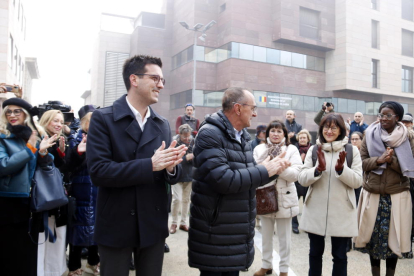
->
<box><xmin>0</xmin><ymin>98</ymin><xmax>56</xmax><ymax>276</ymax></box>
<box><xmin>38</xmin><ymin>109</ymin><xmax>70</xmax><ymax>276</ymax></box>
<box><xmin>253</xmin><ymin>120</ymin><xmax>302</xmax><ymax>276</ymax></box>
<box><xmin>66</xmin><ymin>105</ymin><xmax>100</xmax><ymax>276</ymax></box>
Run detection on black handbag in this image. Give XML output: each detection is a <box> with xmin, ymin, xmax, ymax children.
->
<box><xmin>29</xmin><ymin>164</ymin><xmax>69</xmax><ymax>244</ymax></box>
<box><xmin>31</xmin><ymin>165</ymin><xmax>68</xmax><ymax>212</ymax></box>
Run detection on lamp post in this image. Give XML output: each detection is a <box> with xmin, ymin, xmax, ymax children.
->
<box><xmin>179</xmin><ymin>20</ymin><xmax>216</xmax><ymax>107</ymax></box>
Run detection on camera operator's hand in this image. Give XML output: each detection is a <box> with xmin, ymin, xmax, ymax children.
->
<box><xmin>58</xmin><ymin>136</ymin><xmax>65</xmax><ymax>153</ymax></box>
<box><xmin>322</xmin><ymin>102</ymin><xmax>327</xmax><ymax>111</ymax></box>
<box><xmin>0</xmin><ymin>84</ymin><xmax>6</xmax><ymax>93</ymax></box>
<box><xmin>347</xmin><ymin>117</ymin><xmax>351</xmax><ymax>124</ymax></box>
<box><xmin>316</xmin><ymin>146</ymin><xmax>326</xmax><ymax>172</ymax></box>
<box><xmin>326</xmin><ymin>103</ymin><xmax>334</xmax><ymax>112</ymax></box>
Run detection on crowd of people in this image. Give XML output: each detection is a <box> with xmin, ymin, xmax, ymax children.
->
<box><xmin>1</xmin><ymin>54</ymin><xmax>413</xmax><ymax>276</ymax></box>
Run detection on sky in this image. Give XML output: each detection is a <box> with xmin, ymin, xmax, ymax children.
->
<box><xmin>24</xmin><ymin>0</ymin><xmax>163</xmax><ymax>115</ymax></box>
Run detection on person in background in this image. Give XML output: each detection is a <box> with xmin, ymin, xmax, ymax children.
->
<box><xmin>250</xmin><ymin>124</ymin><xmax>267</xmax><ymax>151</ymax></box>
<box><xmin>0</xmin><ymin>98</ymin><xmax>55</xmax><ymax>276</ymax></box>
<box><xmin>253</xmin><ymin>120</ymin><xmax>302</xmax><ymax>276</ymax></box>
<box><xmin>314</xmin><ymin>102</ymin><xmax>335</xmax><ymax>125</ymax></box>
<box><xmin>176</xmin><ymin>103</ymin><xmax>200</xmax><ymax>137</ymax></box>
<box><xmin>355</xmin><ymin>101</ymin><xmax>413</xmax><ymax>276</ymax></box>
<box><xmin>298</xmin><ymin>113</ymin><xmax>362</xmax><ymax>276</ymax></box>
<box><xmin>347</xmin><ymin>112</ymin><xmax>368</xmax><ymax>138</ymax></box>
<box><xmin>169</xmin><ymin>124</ymin><xmax>194</xmax><ymax>234</ymax></box>
<box><xmin>38</xmin><ymin>109</ymin><xmax>70</xmax><ymax>276</ymax></box>
<box><xmin>292</xmin><ymin>129</ymin><xmax>313</xmax><ymax>234</ymax></box>
<box><xmin>285</xmin><ymin>110</ymin><xmax>302</xmax><ymax>144</ymax></box>
<box><xmin>350</xmin><ymin>131</ymin><xmax>364</xmax><ymax>205</ymax></box>
<box><xmin>401</xmin><ymin>114</ymin><xmax>414</xmax><ymax>132</ymax></box>
<box><xmin>66</xmin><ymin>105</ymin><xmax>100</xmax><ymax>276</ymax></box>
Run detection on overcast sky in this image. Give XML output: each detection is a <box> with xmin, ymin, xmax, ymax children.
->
<box><xmin>24</xmin><ymin>0</ymin><xmax>162</xmax><ymax>115</ymax></box>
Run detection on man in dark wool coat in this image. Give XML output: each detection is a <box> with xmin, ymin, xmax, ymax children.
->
<box><xmin>188</xmin><ymin>87</ymin><xmax>291</xmax><ymax>276</ymax></box>
<box><xmin>87</xmin><ymin>55</ymin><xmax>187</xmax><ymax>276</ymax></box>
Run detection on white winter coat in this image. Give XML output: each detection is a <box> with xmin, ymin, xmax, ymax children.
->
<box><xmin>253</xmin><ymin>141</ymin><xmax>302</xmax><ymax>219</ymax></box>
<box><xmin>297</xmin><ymin>138</ymin><xmax>363</xmax><ymax>237</ymax></box>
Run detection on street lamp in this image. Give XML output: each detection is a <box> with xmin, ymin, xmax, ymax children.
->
<box><xmin>179</xmin><ymin>20</ymin><xmax>216</xmax><ymax>107</ymax></box>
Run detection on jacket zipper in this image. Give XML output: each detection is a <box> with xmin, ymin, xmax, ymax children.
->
<box><xmin>324</xmin><ymin>143</ymin><xmax>333</xmax><ymax>236</ymax></box>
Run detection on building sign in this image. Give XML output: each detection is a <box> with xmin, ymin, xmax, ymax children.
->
<box><xmin>266</xmin><ymin>93</ymin><xmax>292</xmax><ymax>109</ymax></box>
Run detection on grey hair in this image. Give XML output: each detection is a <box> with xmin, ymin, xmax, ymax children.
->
<box><xmin>179</xmin><ymin>123</ymin><xmax>193</xmax><ymax>134</ymax></box>
<box><xmin>222</xmin><ymin>87</ymin><xmax>252</xmax><ymax>112</ymax></box>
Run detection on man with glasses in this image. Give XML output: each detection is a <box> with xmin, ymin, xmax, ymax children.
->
<box><xmin>347</xmin><ymin>112</ymin><xmax>368</xmax><ymax>138</ymax></box>
<box><xmin>87</xmin><ymin>55</ymin><xmax>187</xmax><ymax>276</ymax></box>
<box><xmin>176</xmin><ymin>103</ymin><xmax>200</xmax><ymax>137</ymax></box>
<box><xmin>188</xmin><ymin>87</ymin><xmax>291</xmax><ymax>275</ymax></box>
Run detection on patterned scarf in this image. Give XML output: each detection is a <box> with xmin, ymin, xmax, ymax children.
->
<box><xmin>266</xmin><ymin>137</ymin><xmax>286</xmax><ymax>159</ymax></box>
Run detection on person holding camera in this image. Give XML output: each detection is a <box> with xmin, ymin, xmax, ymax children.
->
<box><xmin>314</xmin><ymin>102</ymin><xmax>335</xmax><ymax>126</ymax></box>
<box><xmin>298</xmin><ymin>113</ymin><xmax>362</xmax><ymax>276</ymax></box>
<box><xmin>0</xmin><ymin>98</ymin><xmax>55</xmax><ymax>276</ymax></box>
<box><xmin>38</xmin><ymin>109</ymin><xmax>70</xmax><ymax>276</ymax></box>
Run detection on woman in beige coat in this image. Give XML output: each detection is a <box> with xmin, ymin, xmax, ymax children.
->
<box><xmin>298</xmin><ymin>114</ymin><xmax>362</xmax><ymax>276</ymax></box>
<box><xmin>354</xmin><ymin>101</ymin><xmax>413</xmax><ymax>276</ymax></box>
<box><xmin>253</xmin><ymin>120</ymin><xmax>302</xmax><ymax>276</ymax></box>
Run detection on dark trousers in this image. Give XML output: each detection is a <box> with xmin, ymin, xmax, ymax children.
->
<box><xmin>0</xmin><ymin>221</ymin><xmax>38</xmax><ymax>276</ymax></box>
<box><xmin>98</xmin><ymin>239</ymin><xmax>165</xmax><ymax>276</ymax></box>
<box><xmin>308</xmin><ymin>233</ymin><xmax>348</xmax><ymax>276</ymax></box>
<box><xmin>200</xmin><ymin>270</ymin><xmax>239</xmax><ymax>276</ymax></box>
<box><xmin>68</xmin><ymin>244</ymin><xmax>100</xmax><ymax>271</ymax></box>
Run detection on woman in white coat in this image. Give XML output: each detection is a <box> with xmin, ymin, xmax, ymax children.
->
<box><xmin>298</xmin><ymin>113</ymin><xmax>362</xmax><ymax>276</ymax></box>
<box><xmin>253</xmin><ymin>120</ymin><xmax>302</xmax><ymax>276</ymax></box>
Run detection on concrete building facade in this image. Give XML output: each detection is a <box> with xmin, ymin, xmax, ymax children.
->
<box><xmin>0</xmin><ymin>0</ymin><xmax>39</xmax><ymax>111</ymax></box>
<box><xmin>89</xmin><ymin>0</ymin><xmax>414</xmax><ymax>137</ymax></box>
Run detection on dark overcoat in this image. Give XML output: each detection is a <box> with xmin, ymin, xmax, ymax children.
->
<box><xmin>87</xmin><ymin>95</ymin><xmax>181</xmax><ymax>248</ymax></box>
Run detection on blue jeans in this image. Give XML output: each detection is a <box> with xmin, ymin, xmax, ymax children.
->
<box><xmin>308</xmin><ymin>233</ymin><xmax>348</xmax><ymax>276</ymax></box>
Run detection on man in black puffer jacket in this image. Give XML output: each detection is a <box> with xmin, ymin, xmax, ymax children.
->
<box><xmin>188</xmin><ymin>87</ymin><xmax>290</xmax><ymax>275</ymax></box>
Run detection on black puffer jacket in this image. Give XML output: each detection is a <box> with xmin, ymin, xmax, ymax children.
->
<box><xmin>188</xmin><ymin>111</ymin><xmax>270</xmax><ymax>272</ymax></box>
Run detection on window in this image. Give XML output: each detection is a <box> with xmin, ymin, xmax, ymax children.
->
<box><xmin>402</xmin><ymin>66</ymin><xmax>413</xmax><ymax>93</ymax></box>
<box><xmin>8</xmin><ymin>35</ymin><xmax>13</xmax><ymax>68</ymax></box>
<box><xmin>253</xmin><ymin>46</ymin><xmax>266</xmax><ymax>62</ymax></box>
<box><xmin>18</xmin><ymin>56</ymin><xmax>21</xmax><ymax>81</ymax></box>
<box><xmin>104</xmin><ymin>52</ymin><xmax>129</xmax><ymax>107</ymax></box>
<box><xmin>292</xmin><ymin>53</ymin><xmax>305</xmax><ymax>68</ymax></box>
<box><xmin>372</xmin><ymin>20</ymin><xmax>379</xmax><ymax>49</ymax></box>
<box><xmin>239</xmin><ymin>44</ymin><xmax>253</xmax><ymax>60</ymax></box>
<box><xmin>402</xmin><ymin>29</ymin><xmax>414</xmax><ymax>56</ymax></box>
<box><xmin>371</xmin><ymin>0</ymin><xmax>378</xmax><ymax>10</ymax></box>
<box><xmin>280</xmin><ymin>51</ymin><xmax>292</xmax><ymax>66</ymax></box>
<box><xmin>402</xmin><ymin>0</ymin><xmax>414</xmax><ymax>21</ymax></box>
<box><xmin>140</xmin><ymin>12</ymin><xmax>165</xmax><ymax>29</ymax></box>
<box><xmin>266</xmin><ymin>48</ymin><xmax>280</xmax><ymax>64</ymax></box>
<box><xmin>372</xmin><ymin>59</ymin><xmax>379</xmax><ymax>88</ymax></box>
<box><xmin>220</xmin><ymin>3</ymin><xmax>226</xmax><ymax>13</ymax></box>
<box><xmin>300</xmin><ymin>7</ymin><xmax>320</xmax><ymax>40</ymax></box>
<box><xmin>14</xmin><ymin>46</ymin><xmax>18</xmax><ymax>75</ymax></box>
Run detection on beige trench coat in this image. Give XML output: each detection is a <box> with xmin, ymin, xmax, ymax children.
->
<box><xmin>253</xmin><ymin>143</ymin><xmax>302</xmax><ymax>219</ymax></box>
<box><xmin>298</xmin><ymin>138</ymin><xmax>363</xmax><ymax>237</ymax></box>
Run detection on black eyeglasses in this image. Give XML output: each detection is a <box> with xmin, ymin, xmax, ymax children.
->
<box><xmin>133</xmin><ymin>74</ymin><xmax>165</xmax><ymax>86</ymax></box>
<box><xmin>232</xmin><ymin>102</ymin><xmax>258</xmax><ymax>113</ymax></box>
<box><xmin>5</xmin><ymin>109</ymin><xmax>23</xmax><ymax>116</ymax></box>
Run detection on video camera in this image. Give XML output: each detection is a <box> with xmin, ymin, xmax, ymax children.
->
<box><xmin>37</xmin><ymin>101</ymin><xmax>74</xmax><ymax>123</ymax></box>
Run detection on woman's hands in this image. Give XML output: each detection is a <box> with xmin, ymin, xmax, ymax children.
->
<box><xmin>376</xmin><ymin>147</ymin><xmax>394</xmax><ymax>165</ymax></box>
<box><xmin>316</xmin><ymin>146</ymin><xmax>326</xmax><ymax>172</ymax></box>
<box><xmin>39</xmin><ymin>134</ymin><xmax>57</xmax><ymax>152</ymax></box>
<box><xmin>77</xmin><ymin>134</ymin><xmax>87</xmax><ymax>153</ymax></box>
<box><xmin>58</xmin><ymin>136</ymin><xmax>65</xmax><ymax>152</ymax></box>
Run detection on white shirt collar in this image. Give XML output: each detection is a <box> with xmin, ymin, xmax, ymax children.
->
<box><xmin>234</xmin><ymin>128</ymin><xmax>243</xmax><ymax>143</ymax></box>
<box><xmin>126</xmin><ymin>96</ymin><xmax>151</xmax><ymax>131</ymax></box>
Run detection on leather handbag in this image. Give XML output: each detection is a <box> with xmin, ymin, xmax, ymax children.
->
<box><xmin>31</xmin><ymin>165</ymin><xmax>69</xmax><ymax>212</ymax></box>
<box><xmin>256</xmin><ymin>184</ymin><xmax>278</xmax><ymax>215</ymax></box>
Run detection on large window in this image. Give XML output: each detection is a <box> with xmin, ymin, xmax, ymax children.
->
<box><xmin>402</xmin><ymin>0</ymin><xmax>414</xmax><ymax>21</ymax></box>
<box><xmin>372</xmin><ymin>0</ymin><xmax>378</xmax><ymax>10</ymax></box>
<box><xmin>372</xmin><ymin>20</ymin><xmax>379</xmax><ymax>49</ymax></box>
<box><xmin>402</xmin><ymin>29</ymin><xmax>414</xmax><ymax>56</ymax></box>
<box><xmin>300</xmin><ymin>7</ymin><xmax>320</xmax><ymax>40</ymax></box>
<box><xmin>173</xmin><ymin>42</ymin><xmax>325</xmax><ymax>72</ymax></box>
<box><xmin>402</xmin><ymin>66</ymin><xmax>413</xmax><ymax>93</ymax></box>
<box><xmin>104</xmin><ymin>52</ymin><xmax>129</xmax><ymax>107</ymax></box>
<box><xmin>8</xmin><ymin>35</ymin><xmax>13</xmax><ymax>68</ymax></box>
<box><xmin>372</xmin><ymin>59</ymin><xmax>379</xmax><ymax>88</ymax></box>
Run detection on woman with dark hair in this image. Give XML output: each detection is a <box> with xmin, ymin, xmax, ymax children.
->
<box><xmin>350</xmin><ymin>131</ymin><xmax>364</xmax><ymax>204</ymax></box>
<box><xmin>355</xmin><ymin>101</ymin><xmax>413</xmax><ymax>276</ymax></box>
<box><xmin>298</xmin><ymin>113</ymin><xmax>362</xmax><ymax>276</ymax></box>
<box><xmin>253</xmin><ymin>120</ymin><xmax>302</xmax><ymax>276</ymax></box>
<box><xmin>0</xmin><ymin>98</ymin><xmax>56</xmax><ymax>276</ymax></box>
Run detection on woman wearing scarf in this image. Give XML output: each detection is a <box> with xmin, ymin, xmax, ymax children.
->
<box><xmin>298</xmin><ymin>113</ymin><xmax>362</xmax><ymax>276</ymax></box>
<box><xmin>355</xmin><ymin>101</ymin><xmax>413</xmax><ymax>276</ymax></box>
<box><xmin>0</xmin><ymin>98</ymin><xmax>55</xmax><ymax>276</ymax></box>
<box><xmin>253</xmin><ymin>120</ymin><xmax>302</xmax><ymax>276</ymax></box>
<box><xmin>291</xmin><ymin>129</ymin><xmax>313</xmax><ymax>234</ymax></box>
